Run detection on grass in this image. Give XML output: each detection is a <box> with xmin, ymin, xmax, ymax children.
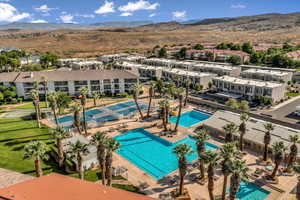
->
<box><xmin>15</xmin><ymin>101</ymin><xmax>47</xmax><ymax>109</ymax></box>
<box><xmin>0</xmin><ymin>117</ymin><xmax>139</xmax><ymax>193</ymax></box>
<box><xmin>286</xmin><ymin>92</ymin><xmax>300</xmax><ymax>97</ymax></box>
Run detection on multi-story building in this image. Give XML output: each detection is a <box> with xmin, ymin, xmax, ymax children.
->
<box><xmin>241</xmin><ymin>68</ymin><xmax>293</xmax><ymax>83</ymax></box>
<box><xmin>212</xmin><ymin>76</ymin><xmax>286</xmax><ymax>102</ymax></box>
<box><xmin>192</xmin><ymin>63</ymin><xmax>241</xmax><ymax>77</ymax></box>
<box><xmin>100</xmin><ymin>54</ymin><xmax>128</xmax><ymax>64</ymax></box>
<box><xmin>0</xmin><ymin>70</ymin><xmax>138</xmax><ymax>99</ymax></box>
<box><xmin>71</xmin><ymin>61</ymin><xmax>104</xmax><ymax>70</ymax></box>
<box><xmin>57</xmin><ymin>58</ymin><xmax>86</xmax><ymax>67</ymax></box>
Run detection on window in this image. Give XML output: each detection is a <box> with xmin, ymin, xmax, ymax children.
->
<box><xmin>74</xmin><ymin>81</ymin><xmax>87</xmax><ymax>85</ymax></box>
<box><xmin>90</xmin><ymin>80</ymin><xmax>100</xmax><ymax>85</ymax></box>
<box><xmin>103</xmin><ymin>79</ymin><xmax>110</xmax><ymax>84</ymax></box>
<box><xmin>54</xmin><ymin>81</ymin><xmax>68</xmax><ymax>86</ymax></box>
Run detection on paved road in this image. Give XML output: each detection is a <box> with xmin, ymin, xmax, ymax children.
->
<box><xmin>262</xmin><ymin>97</ymin><xmax>300</xmax><ymax>124</ymax></box>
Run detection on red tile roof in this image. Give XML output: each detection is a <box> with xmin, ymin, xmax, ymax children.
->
<box><xmin>0</xmin><ymin>173</ymin><xmax>157</xmax><ymax>200</ymax></box>
<box><xmin>285</xmin><ymin>50</ymin><xmax>300</xmax><ymax>60</ymax></box>
<box><xmin>187</xmin><ymin>49</ymin><xmax>249</xmax><ymax>56</ymax></box>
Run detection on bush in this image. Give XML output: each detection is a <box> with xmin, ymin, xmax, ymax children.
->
<box><xmin>116</xmin><ymin>92</ymin><xmax>128</xmax><ymax>98</ymax></box>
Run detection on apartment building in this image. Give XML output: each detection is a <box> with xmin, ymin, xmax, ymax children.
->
<box><xmin>57</xmin><ymin>58</ymin><xmax>86</xmax><ymax>67</ymax></box>
<box><xmin>212</xmin><ymin>76</ymin><xmax>286</xmax><ymax>102</ymax></box>
<box><xmin>162</xmin><ymin>68</ymin><xmax>216</xmax><ymax>89</ymax></box>
<box><xmin>71</xmin><ymin>61</ymin><xmax>104</xmax><ymax>70</ymax></box>
<box><xmin>0</xmin><ymin>70</ymin><xmax>138</xmax><ymax>99</ymax></box>
<box><xmin>192</xmin><ymin>63</ymin><xmax>241</xmax><ymax>77</ymax></box>
<box><xmin>120</xmin><ymin>55</ymin><xmax>146</xmax><ymax>63</ymax></box>
<box><xmin>100</xmin><ymin>53</ymin><xmax>129</xmax><ymax>64</ymax></box>
<box><xmin>241</xmin><ymin>68</ymin><xmax>293</xmax><ymax>83</ymax></box>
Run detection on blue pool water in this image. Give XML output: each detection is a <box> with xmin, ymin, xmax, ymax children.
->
<box><xmin>170</xmin><ymin>110</ymin><xmax>211</xmax><ymax>128</ymax></box>
<box><xmin>58</xmin><ymin>115</ymin><xmax>74</xmax><ymax>124</ymax></box>
<box><xmin>117</xmin><ymin>104</ymin><xmax>148</xmax><ymax>116</ymax></box>
<box><xmin>115</xmin><ymin>128</ymin><xmax>219</xmax><ymax>179</ymax></box>
<box><xmin>107</xmin><ymin>101</ymin><xmax>136</xmax><ymax>111</ymax></box>
<box><xmin>85</xmin><ymin>109</ymin><xmax>103</xmax><ymax>116</ymax></box>
<box><xmin>95</xmin><ymin>115</ymin><xmax>118</xmax><ymax>123</ymax></box>
<box><xmin>230</xmin><ymin>181</ymin><xmax>270</xmax><ymax>200</ymax></box>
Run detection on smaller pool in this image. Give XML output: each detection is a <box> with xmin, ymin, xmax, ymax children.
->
<box><xmin>107</xmin><ymin>101</ymin><xmax>136</xmax><ymax>111</ymax></box>
<box><xmin>58</xmin><ymin>115</ymin><xmax>74</xmax><ymax>124</ymax></box>
<box><xmin>170</xmin><ymin>110</ymin><xmax>211</xmax><ymax>128</ymax></box>
<box><xmin>85</xmin><ymin>109</ymin><xmax>103</xmax><ymax>116</ymax></box>
<box><xmin>230</xmin><ymin>181</ymin><xmax>270</xmax><ymax>200</ymax></box>
<box><xmin>117</xmin><ymin>104</ymin><xmax>148</xmax><ymax>116</ymax></box>
<box><xmin>95</xmin><ymin>115</ymin><xmax>118</xmax><ymax>123</ymax></box>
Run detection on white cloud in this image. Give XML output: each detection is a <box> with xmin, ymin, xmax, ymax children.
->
<box><xmin>95</xmin><ymin>1</ymin><xmax>115</xmax><ymax>15</ymax></box>
<box><xmin>31</xmin><ymin>19</ymin><xmax>47</xmax><ymax>23</ymax></box>
<box><xmin>60</xmin><ymin>14</ymin><xmax>76</xmax><ymax>23</ymax></box>
<box><xmin>75</xmin><ymin>14</ymin><xmax>95</xmax><ymax>18</ymax></box>
<box><xmin>0</xmin><ymin>3</ymin><xmax>31</xmax><ymax>22</ymax></box>
<box><xmin>231</xmin><ymin>4</ymin><xmax>246</xmax><ymax>9</ymax></box>
<box><xmin>120</xmin><ymin>12</ymin><xmax>132</xmax><ymax>17</ymax></box>
<box><xmin>118</xmin><ymin>0</ymin><xmax>159</xmax><ymax>12</ymax></box>
<box><xmin>172</xmin><ymin>11</ymin><xmax>186</xmax><ymax>19</ymax></box>
<box><xmin>35</xmin><ymin>4</ymin><xmax>55</xmax><ymax>13</ymax></box>
<box><xmin>0</xmin><ymin>0</ymin><xmax>11</xmax><ymax>2</ymax></box>
<box><xmin>149</xmin><ymin>13</ymin><xmax>156</xmax><ymax>17</ymax></box>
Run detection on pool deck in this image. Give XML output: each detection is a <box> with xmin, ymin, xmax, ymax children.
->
<box><xmin>41</xmin><ymin>98</ymin><xmax>297</xmax><ymax>200</ymax></box>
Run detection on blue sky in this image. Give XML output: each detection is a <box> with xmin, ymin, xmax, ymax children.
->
<box><xmin>0</xmin><ymin>0</ymin><xmax>299</xmax><ymax>24</ymax></box>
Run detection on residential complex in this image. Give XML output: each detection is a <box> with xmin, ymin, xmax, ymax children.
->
<box><xmin>100</xmin><ymin>53</ymin><xmax>129</xmax><ymax>64</ymax></box>
<box><xmin>0</xmin><ymin>70</ymin><xmax>138</xmax><ymax>99</ymax></box>
<box><xmin>212</xmin><ymin>76</ymin><xmax>286</xmax><ymax>102</ymax></box>
<box><xmin>241</xmin><ymin>68</ymin><xmax>293</xmax><ymax>83</ymax></box>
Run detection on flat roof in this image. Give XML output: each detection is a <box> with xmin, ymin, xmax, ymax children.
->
<box><xmin>242</xmin><ymin>68</ymin><xmax>290</xmax><ymax>76</ymax></box>
<box><xmin>205</xmin><ymin>111</ymin><xmax>300</xmax><ymax>155</ymax></box>
<box><xmin>213</xmin><ymin>76</ymin><xmax>283</xmax><ymax>88</ymax></box>
<box><xmin>165</xmin><ymin>68</ymin><xmax>214</xmax><ymax>77</ymax></box>
<box><xmin>0</xmin><ymin>173</ymin><xmax>157</xmax><ymax>200</ymax></box>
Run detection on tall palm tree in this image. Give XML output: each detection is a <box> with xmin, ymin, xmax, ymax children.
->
<box><xmin>67</xmin><ymin>140</ymin><xmax>90</xmax><ymax>180</ymax></box>
<box><xmin>131</xmin><ymin>83</ymin><xmax>144</xmax><ymax>119</ymax></box>
<box><xmin>30</xmin><ymin>89</ymin><xmax>41</xmax><ymax>128</ymax></box>
<box><xmin>238</xmin><ymin>113</ymin><xmax>249</xmax><ymax>151</ymax></box>
<box><xmin>220</xmin><ymin>143</ymin><xmax>239</xmax><ymax>200</ymax></box>
<box><xmin>293</xmin><ymin>161</ymin><xmax>300</xmax><ymax>200</ymax></box>
<box><xmin>41</xmin><ymin>76</ymin><xmax>48</xmax><ymax>108</ymax></box>
<box><xmin>158</xmin><ymin>99</ymin><xmax>168</xmax><ymax>131</ymax></box>
<box><xmin>174</xmin><ymin>87</ymin><xmax>185</xmax><ymax>132</ymax></box>
<box><xmin>155</xmin><ymin>79</ymin><xmax>164</xmax><ymax>97</ymax></box>
<box><xmin>263</xmin><ymin>123</ymin><xmax>274</xmax><ymax>161</ymax></box>
<box><xmin>192</xmin><ymin>129</ymin><xmax>210</xmax><ymax>180</ymax></box>
<box><xmin>91</xmin><ymin>92</ymin><xmax>100</xmax><ymax>107</ymax></box>
<box><xmin>286</xmin><ymin>135</ymin><xmax>299</xmax><ymax>173</ymax></box>
<box><xmin>105</xmin><ymin>138</ymin><xmax>120</xmax><ymax>186</ymax></box>
<box><xmin>271</xmin><ymin>141</ymin><xmax>287</xmax><ymax>179</ymax></box>
<box><xmin>23</xmin><ymin>141</ymin><xmax>49</xmax><ymax>177</ymax></box>
<box><xmin>147</xmin><ymin>81</ymin><xmax>155</xmax><ymax>118</ymax></box>
<box><xmin>80</xmin><ymin>87</ymin><xmax>89</xmax><ymax>135</ymax></box>
<box><xmin>229</xmin><ymin>159</ymin><xmax>249</xmax><ymax>200</ymax></box>
<box><xmin>91</xmin><ymin>132</ymin><xmax>108</xmax><ymax>185</ymax></box>
<box><xmin>223</xmin><ymin>123</ymin><xmax>238</xmax><ymax>143</ymax></box>
<box><xmin>173</xmin><ymin>143</ymin><xmax>193</xmax><ymax>196</ymax></box>
<box><xmin>48</xmin><ymin>92</ymin><xmax>59</xmax><ymax>126</ymax></box>
<box><xmin>71</xmin><ymin>104</ymin><xmax>82</xmax><ymax>134</ymax></box>
<box><xmin>51</xmin><ymin>126</ymin><xmax>69</xmax><ymax>168</ymax></box>
<box><xmin>184</xmin><ymin>79</ymin><xmax>190</xmax><ymax>107</ymax></box>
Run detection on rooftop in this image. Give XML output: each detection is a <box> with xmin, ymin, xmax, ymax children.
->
<box><xmin>285</xmin><ymin>50</ymin><xmax>300</xmax><ymax>60</ymax></box>
<box><xmin>213</xmin><ymin>76</ymin><xmax>284</xmax><ymax>88</ymax></box>
<box><xmin>242</xmin><ymin>68</ymin><xmax>290</xmax><ymax>76</ymax></box>
<box><xmin>0</xmin><ymin>173</ymin><xmax>157</xmax><ymax>200</ymax></box>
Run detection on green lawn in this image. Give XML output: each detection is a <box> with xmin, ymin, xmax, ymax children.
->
<box><xmin>0</xmin><ymin>118</ymin><xmax>139</xmax><ymax>193</ymax></box>
<box><xmin>286</xmin><ymin>92</ymin><xmax>300</xmax><ymax>97</ymax></box>
<box><xmin>15</xmin><ymin>102</ymin><xmax>47</xmax><ymax>109</ymax></box>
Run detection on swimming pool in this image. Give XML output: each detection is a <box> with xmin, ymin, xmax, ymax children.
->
<box><xmin>115</xmin><ymin>128</ymin><xmax>219</xmax><ymax>179</ymax></box>
<box><xmin>170</xmin><ymin>110</ymin><xmax>211</xmax><ymax>128</ymax></box>
<box><xmin>107</xmin><ymin>101</ymin><xmax>136</xmax><ymax>111</ymax></box>
<box><xmin>230</xmin><ymin>181</ymin><xmax>270</xmax><ymax>200</ymax></box>
<box><xmin>117</xmin><ymin>104</ymin><xmax>148</xmax><ymax>116</ymax></box>
<box><xmin>95</xmin><ymin>115</ymin><xmax>118</xmax><ymax>123</ymax></box>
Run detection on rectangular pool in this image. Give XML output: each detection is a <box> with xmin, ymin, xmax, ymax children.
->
<box><xmin>232</xmin><ymin>181</ymin><xmax>270</xmax><ymax>200</ymax></box>
<box><xmin>107</xmin><ymin>101</ymin><xmax>136</xmax><ymax>111</ymax></box>
<box><xmin>170</xmin><ymin>110</ymin><xmax>211</xmax><ymax>128</ymax></box>
<box><xmin>117</xmin><ymin>104</ymin><xmax>148</xmax><ymax>116</ymax></box>
<box><xmin>95</xmin><ymin>115</ymin><xmax>118</xmax><ymax>123</ymax></box>
<box><xmin>115</xmin><ymin>128</ymin><xmax>219</xmax><ymax>179</ymax></box>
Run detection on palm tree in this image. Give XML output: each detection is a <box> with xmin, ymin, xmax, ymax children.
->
<box><xmin>238</xmin><ymin>113</ymin><xmax>249</xmax><ymax>151</ymax></box>
<box><xmin>192</xmin><ymin>129</ymin><xmax>210</xmax><ymax>180</ymax></box>
<box><xmin>105</xmin><ymin>138</ymin><xmax>120</xmax><ymax>186</ymax></box>
<box><xmin>286</xmin><ymin>135</ymin><xmax>299</xmax><ymax>173</ymax></box>
<box><xmin>90</xmin><ymin>132</ymin><xmax>108</xmax><ymax>185</ymax></box>
<box><xmin>48</xmin><ymin>92</ymin><xmax>59</xmax><ymax>126</ymax></box>
<box><xmin>220</xmin><ymin>143</ymin><xmax>239</xmax><ymax>200</ymax></box>
<box><xmin>41</xmin><ymin>76</ymin><xmax>48</xmax><ymax>108</ymax></box>
<box><xmin>223</xmin><ymin>123</ymin><xmax>238</xmax><ymax>143</ymax></box>
<box><xmin>229</xmin><ymin>159</ymin><xmax>249</xmax><ymax>200</ymax></box>
<box><xmin>51</xmin><ymin>126</ymin><xmax>69</xmax><ymax>168</ymax></box>
<box><xmin>184</xmin><ymin>80</ymin><xmax>190</xmax><ymax>107</ymax></box>
<box><xmin>67</xmin><ymin>140</ymin><xmax>90</xmax><ymax>180</ymax></box>
<box><xmin>71</xmin><ymin>104</ymin><xmax>82</xmax><ymax>134</ymax></box>
<box><xmin>293</xmin><ymin>161</ymin><xmax>300</xmax><ymax>200</ymax></box>
<box><xmin>30</xmin><ymin>89</ymin><xmax>41</xmax><ymax>128</ymax></box>
<box><xmin>80</xmin><ymin>87</ymin><xmax>89</xmax><ymax>135</ymax></box>
<box><xmin>147</xmin><ymin>81</ymin><xmax>155</xmax><ymax>118</ymax></box>
<box><xmin>263</xmin><ymin>123</ymin><xmax>274</xmax><ymax>162</ymax></box>
<box><xmin>202</xmin><ymin>150</ymin><xmax>221</xmax><ymax>200</ymax></box>
<box><xmin>174</xmin><ymin>87</ymin><xmax>185</xmax><ymax>132</ymax></box>
<box><xmin>158</xmin><ymin>99</ymin><xmax>168</xmax><ymax>131</ymax></box>
<box><xmin>271</xmin><ymin>141</ymin><xmax>287</xmax><ymax>179</ymax></box>
<box><xmin>173</xmin><ymin>143</ymin><xmax>193</xmax><ymax>196</ymax></box>
<box><xmin>23</xmin><ymin>141</ymin><xmax>49</xmax><ymax>177</ymax></box>
<box><xmin>155</xmin><ymin>79</ymin><xmax>164</xmax><ymax>97</ymax></box>
<box><xmin>131</xmin><ymin>83</ymin><xmax>144</xmax><ymax>119</ymax></box>
<box><xmin>91</xmin><ymin>92</ymin><xmax>101</xmax><ymax>107</ymax></box>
